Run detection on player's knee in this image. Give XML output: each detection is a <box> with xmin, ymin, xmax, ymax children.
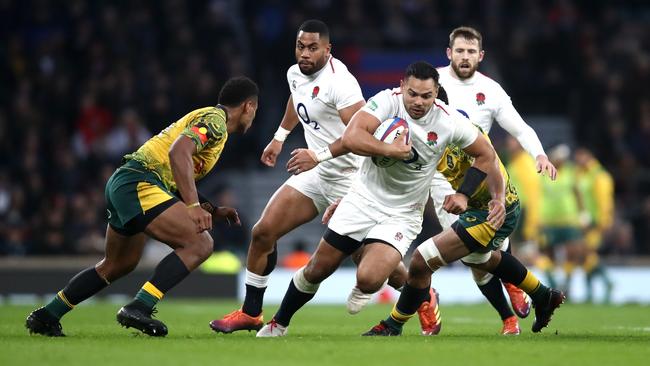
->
<box><xmin>251</xmin><ymin>220</ymin><xmax>277</xmax><ymax>251</ymax></box>
<box><xmin>356</xmin><ymin>275</ymin><xmax>383</xmax><ymax>294</ymax></box>
<box><xmin>97</xmin><ymin>257</ymin><xmax>138</xmax><ymax>282</ymax></box>
<box><xmin>196</xmin><ymin>235</ymin><xmax>214</xmax><ymax>261</ymax></box>
<box><xmin>415</xmin><ymin>238</ymin><xmax>446</xmax><ymax>274</ymax></box>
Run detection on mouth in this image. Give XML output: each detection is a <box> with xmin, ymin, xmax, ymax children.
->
<box><xmin>459</xmin><ymin>62</ymin><xmax>471</xmax><ymax>70</ymax></box>
<box><xmin>299</xmin><ymin>61</ymin><xmax>313</xmax><ymax>68</ymax></box>
<box><xmin>411</xmin><ymin>107</ymin><xmax>424</xmax><ymax>115</ymax></box>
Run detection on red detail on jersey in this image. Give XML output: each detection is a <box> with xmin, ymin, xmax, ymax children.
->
<box><xmin>427</xmin><ymin>131</ymin><xmax>438</xmax><ymax>146</ymax></box>
<box><xmin>311</xmin><ymin>86</ymin><xmax>320</xmax><ymax>99</ymax></box>
<box><xmin>329</xmin><ymin>57</ymin><xmax>335</xmax><ymax>73</ymax></box>
<box><xmin>434</xmin><ymin>102</ymin><xmax>449</xmax><ymax>115</ymax></box>
<box><xmin>191</xmin><ymin>126</ymin><xmax>208</xmax><ymax>144</ymax></box>
<box><xmin>476</xmin><ymin>92</ymin><xmax>486</xmax><ymax>105</ymax></box>
<box><xmin>394</xmin><ymin>232</ymin><xmax>403</xmax><ymax>241</ymax></box>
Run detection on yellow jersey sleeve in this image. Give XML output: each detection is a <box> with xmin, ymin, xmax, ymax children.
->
<box><xmin>181</xmin><ymin>111</ymin><xmax>227</xmax><ymax>152</ymax></box>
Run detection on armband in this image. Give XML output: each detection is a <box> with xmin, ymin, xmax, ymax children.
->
<box><xmin>457</xmin><ymin>167</ymin><xmax>487</xmax><ymax>198</ymax></box>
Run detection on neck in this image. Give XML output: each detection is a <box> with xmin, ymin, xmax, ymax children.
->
<box><xmin>219</xmin><ymin>105</ymin><xmax>240</xmax><ymax>134</ymax></box>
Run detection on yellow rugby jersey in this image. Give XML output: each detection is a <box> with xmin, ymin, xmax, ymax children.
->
<box><xmin>124</xmin><ymin>106</ymin><xmax>228</xmax><ymax>192</ymax></box>
<box><xmin>436</xmin><ymin>128</ymin><xmax>518</xmax><ymax>210</ymax></box>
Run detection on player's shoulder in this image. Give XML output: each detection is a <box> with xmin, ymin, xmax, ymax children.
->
<box><xmin>287</xmin><ymin>64</ymin><xmax>301</xmax><ymax>78</ymax></box>
<box><xmin>475</xmin><ymin>71</ymin><xmax>508</xmax><ymax>94</ymax></box>
<box><xmin>327</xmin><ymin>56</ymin><xmax>359</xmax><ymax>81</ymax></box>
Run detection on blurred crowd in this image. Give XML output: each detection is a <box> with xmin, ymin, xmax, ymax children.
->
<box><xmin>1</xmin><ymin>0</ymin><xmax>649</xmax><ymax>257</ymax></box>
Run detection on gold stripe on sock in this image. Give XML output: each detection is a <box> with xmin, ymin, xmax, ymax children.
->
<box><xmin>389</xmin><ymin>304</ymin><xmax>415</xmax><ymax>324</ymax></box>
<box><xmin>57</xmin><ymin>291</ymin><xmax>75</xmax><ymax>309</ymax></box>
<box><xmin>142</xmin><ymin>281</ymin><xmax>164</xmax><ymax>300</ymax></box>
<box><xmin>518</xmin><ymin>271</ymin><xmax>541</xmax><ymax>293</ymax></box>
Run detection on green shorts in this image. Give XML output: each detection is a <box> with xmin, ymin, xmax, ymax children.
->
<box><xmin>542</xmin><ymin>227</ymin><xmax>582</xmax><ymax>247</ymax></box>
<box><xmin>452</xmin><ymin>201</ymin><xmax>521</xmax><ymax>253</ymax></box>
<box><xmin>105</xmin><ymin>160</ymin><xmax>178</xmax><ymax>236</ymax></box>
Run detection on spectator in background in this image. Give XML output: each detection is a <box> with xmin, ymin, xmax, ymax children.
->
<box><xmin>102</xmin><ymin>108</ymin><xmax>152</xmax><ymax>160</ymax></box>
<box><xmin>575</xmin><ymin>147</ymin><xmax>615</xmax><ymax>303</ymax></box>
<box><xmin>280</xmin><ymin>240</ymin><xmax>311</xmax><ymax>270</ymax></box>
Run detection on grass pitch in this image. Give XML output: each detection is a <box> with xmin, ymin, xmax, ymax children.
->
<box><xmin>2</xmin><ymin>301</ymin><xmax>649</xmax><ymax>366</ymax></box>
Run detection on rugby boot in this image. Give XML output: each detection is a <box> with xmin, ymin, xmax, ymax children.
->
<box><xmin>504</xmin><ymin>282</ymin><xmax>532</xmax><ymax>318</ymax></box>
<box><xmin>417</xmin><ymin>288</ymin><xmax>441</xmax><ymax>335</ymax></box>
<box><xmin>117</xmin><ymin>304</ymin><xmax>168</xmax><ymax>337</ymax></box>
<box><xmin>501</xmin><ymin>315</ymin><xmax>521</xmax><ymax>335</ymax></box>
<box><xmin>25</xmin><ymin>307</ymin><xmax>65</xmax><ymax>337</ymax></box>
<box><xmin>362</xmin><ymin>320</ymin><xmax>402</xmax><ymax>336</ymax></box>
<box><xmin>256</xmin><ymin>319</ymin><xmax>288</xmax><ymax>337</ymax></box>
<box><xmin>531</xmin><ymin>289</ymin><xmax>565</xmax><ymax>333</ymax></box>
<box><xmin>209</xmin><ymin>309</ymin><xmax>263</xmax><ymax>333</ymax></box>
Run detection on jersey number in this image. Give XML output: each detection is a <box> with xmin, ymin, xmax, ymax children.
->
<box><xmin>297</xmin><ymin>103</ymin><xmax>320</xmax><ymax>130</ymax></box>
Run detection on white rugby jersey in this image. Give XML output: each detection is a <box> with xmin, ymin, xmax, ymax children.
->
<box><xmin>352</xmin><ymin>88</ymin><xmax>479</xmax><ymax>210</ymax></box>
<box><xmin>437</xmin><ymin>65</ymin><xmax>545</xmax><ymax>158</ymax></box>
<box><xmin>287</xmin><ymin>56</ymin><xmax>364</xmax><ymax>180</ymax></box>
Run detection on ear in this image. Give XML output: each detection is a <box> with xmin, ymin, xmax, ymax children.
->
<box><xmin>325</xmin><ymin>42</ymin><xmax>332</xmax><ymax>55</ymax></box>
<box><xmin>446</xmin><ymin>47</ymin><xmax>452</xmax><ymax>61</ymax></box>
<box><xmin>478</xmin><ymin>50</ymin><xmax>485</xmax><ymax>63</ymax></box>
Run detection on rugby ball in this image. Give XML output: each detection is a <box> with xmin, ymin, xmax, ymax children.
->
<box><xmin>371</xmin><ymin>117</ymin><xmax>410</xmax><ymax>167</ymax></box>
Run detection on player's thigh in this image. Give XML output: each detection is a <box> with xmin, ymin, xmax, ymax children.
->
<box><xmin>357</xmin><ymin>242</ymin><xmax>402</xmax><ymax>284</ymax></box>
<box><xmin>255</xmin><ymin>183</ymin><xmax>319</xmax><ymax>238</ymax></box>
<box><xmin>97</xmin><ymin>225</ymin><xmax>147</xmax><ymax>280</ymax></box>
<box><xmin>144</xmin><ymin>201</ymin><xmax>212</xmax><ymax>249</ymax></box>
<box><xmin>426</xmin><ymin>228</ymin><xmax>471</xmax><ymax>264</ymax></box>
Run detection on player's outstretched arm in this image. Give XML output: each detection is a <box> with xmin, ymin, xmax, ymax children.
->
<box><xmin>262</xmin><ymin>95</ymin><xmax>300</xmax><ymax>167</ymax></box>
<box><xmin>286</xmin><ymin>100</ymin><xmax>365</xmax><ymax>175</ymax></box>
<box><xmin>497</xmin><ymin>102</ymin><xmax>557</xmax><ymax>180</ymax></box>
<box><xmin>169</xmin><ymin>135</ymin><xmax>213</xmax><ymax>233</ymax></box>
<box><xmin>341</xmin><ymin>110</ymin><xmax>410</xmax><ymax>159</ymax></box>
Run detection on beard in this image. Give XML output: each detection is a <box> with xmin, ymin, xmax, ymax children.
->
<box><xmin>451</xmin><ymin>60</ymin><xmax>479</xmax><ymax>79</ymax></box>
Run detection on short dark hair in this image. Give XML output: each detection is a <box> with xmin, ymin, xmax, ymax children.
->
<box><xmin>218</xmin><ymin>76</ymin><xmax>259</xmax><ymax>107</ymax></box>
<box><xmin>297</xmin><ymin>19</ymin><xmax>329</xmax><ymax>40</ymax></box>
<box><xmin>405</xmin><ymin>61</ymin><xmax>440</xmax><ymax>84</ymax></box>
<box><xmin>449</xmin><ymin>26</ymin><xmax>483</xmax><ymax>50</ymax></box>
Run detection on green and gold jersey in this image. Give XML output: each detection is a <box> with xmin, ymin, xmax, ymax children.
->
<box><xmin>436</xmin><ymin>128</ymin><xmax>518</xmax><ymax>210</ymax></box>
<box><xmin>124</xmin><ymin>106</ymin><xmax>228</xmax><ymax>192</ymax></box>
<box><xmin>540</xmin><ymin>163</ymin><xmax>580</xmax><ymax>227</ymax></box>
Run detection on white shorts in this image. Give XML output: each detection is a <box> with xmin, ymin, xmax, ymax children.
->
<box><xmin>285</xmin><ymin>168</ymin><xmax>353</xmax><ymax>214</ymax></box>
<box><xmin>430</xmin><ymin>173</ymin><xmax>458</xmax><ymax>229</ymax></box>
<box><xmin>327</xmin><ymin>192</ymin><xmax>422</xmax><ymax>257</ymax></box>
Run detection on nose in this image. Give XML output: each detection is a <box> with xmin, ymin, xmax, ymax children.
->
<box><xmin>301</xmin><ymin>49</ymin><xmax>310</xmax><ymax>59</ymax></box>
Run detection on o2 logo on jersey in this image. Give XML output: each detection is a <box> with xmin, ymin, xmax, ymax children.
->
<box><xmin>296</xmin><ymin>103</ymin><xmax>320</xmax><ymax>130</ymax></box>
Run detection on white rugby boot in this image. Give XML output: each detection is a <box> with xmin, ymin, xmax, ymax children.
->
<box><xmin>256</xmin><ymin>319</ymin><xmax>288</xmax><ymax>337</ymax></box>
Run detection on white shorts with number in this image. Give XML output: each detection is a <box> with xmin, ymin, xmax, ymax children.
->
<box><xmin>285</xmin><ymin>168</ymin><xmax>354</xmax><ymax>214</ymax></box>
<box><xmin>327</xmin><ymin>191</ymin><xmax>423</xmax><ymax>257</ymax></box>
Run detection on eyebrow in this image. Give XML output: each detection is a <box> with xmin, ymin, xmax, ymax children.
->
<box><xmin>408</xmin><ymin>88</ymin><xmax>433</xmax><ymax>97</ymax></box>
<box><xmin>297</xmin><ymin>40</ymin><xmax>319</xmax><ymax>47</ymax></box>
